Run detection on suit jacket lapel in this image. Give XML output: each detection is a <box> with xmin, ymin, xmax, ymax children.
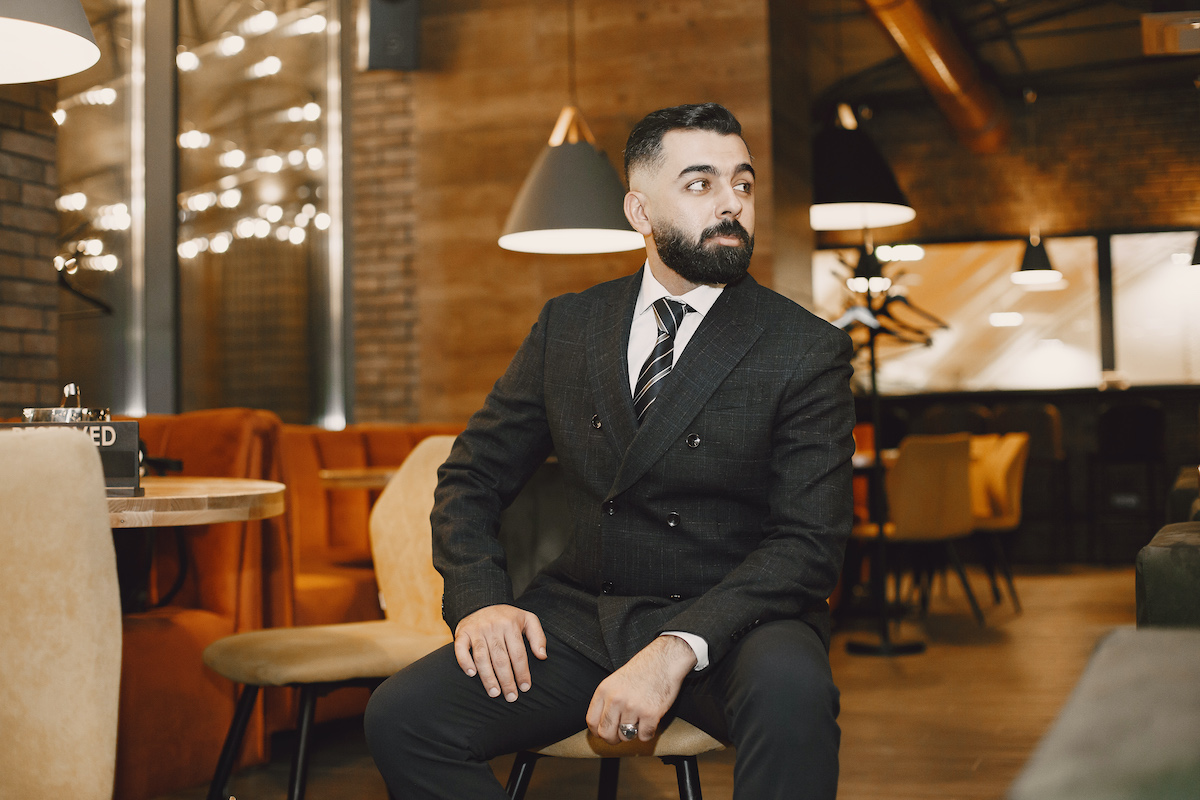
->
<box><xmin>607</xmin><ymin>275</ymin><xmax>765</xmax><ymax>499</ymax></box>
<box><xmin>586</xmin><ymin>271</ymin><xmax>641</xmax><ymax>457</ymax></box>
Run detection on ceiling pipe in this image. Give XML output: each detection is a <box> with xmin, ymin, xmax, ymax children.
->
<box><xmin>861</xmin><ymin>0</ymin><xmax>1011</xmax><ymax>153</ymax></box>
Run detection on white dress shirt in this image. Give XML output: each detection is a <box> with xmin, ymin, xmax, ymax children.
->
<box><xmin>627</xmin><ymin>264</ymin><xmax>725</xmax><ymax>671</ymax></box>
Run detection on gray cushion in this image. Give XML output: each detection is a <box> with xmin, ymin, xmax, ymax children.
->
<box><xmin>1136</xmin><ymin>522</ymin><xmax>1200</xmax><ymax>628</ymax></box>
<box><xmin>1008</xmin><ymin>627</ymin><xmax>1200</xmax><ymax>800</ymax></box>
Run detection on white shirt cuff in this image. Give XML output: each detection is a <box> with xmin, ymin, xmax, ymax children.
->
<box><xmin>661</xmin><ymin>631</ymin><xmax>709</xmax><ymax>671</ymax></box>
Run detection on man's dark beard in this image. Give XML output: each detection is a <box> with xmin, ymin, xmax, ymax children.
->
<box><xmin>653</xmin><ymin>218</ymin><xmax>754</xmax><ymax>285</ymax></box>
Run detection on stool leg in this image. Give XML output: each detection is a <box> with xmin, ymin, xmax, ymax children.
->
<box><xmin>206</xmin><ymin>684</ymin><xmax>260</xmax><ymax>800</ymax></box>
<box><xmin>287</xmin><ymin>685</ymin><xmax>319</xmax><ymax>800</ymax></box>
<box><xmin>662</xmin><ymin>755</ymin><xmax>703</xmax><ymax>800</ymax></box>
<box><xmin>946</xmin><ymin>541</ymin><xmax>986</xmax><ymax>626</ymax></box>
<box><xmin>597</xmin><ymin>757</ymin><xmax>620</xmax><ymax>800</ymax></box>
<box><xmin>505</xmin><ymin>751</ymin><xmax>541</xmax><ymax>800</ymax></box>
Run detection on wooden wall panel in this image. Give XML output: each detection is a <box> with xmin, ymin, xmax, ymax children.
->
<box><xmin>412</xmin><ymin>0</ymin><xmax>779</xmax><ymax>422</ymax></box>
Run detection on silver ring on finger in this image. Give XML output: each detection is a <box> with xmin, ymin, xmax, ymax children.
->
<box><xmin>619</xmin><ymin>722</ymin><xmax>638</xmax><ymax>740</ymax></box>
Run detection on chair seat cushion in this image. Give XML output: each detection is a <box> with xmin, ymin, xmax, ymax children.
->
<box><xmin>536</xmin><ymin>718</ymin><xmax>724</xmax><ymax>759</ymax></box>
<box><xmin>203</xmin><ymin>620</ymin><xmax>451</xmax><ymax>686</ymax></box>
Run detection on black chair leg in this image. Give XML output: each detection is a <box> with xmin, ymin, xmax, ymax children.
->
<box><xmin>206</xmin><ymin>684</ymin><xmax>260</xmax><ymax>800</ymax></box>
<box><xmin>287</xmin><ymin>684</ymin><xmax>319</xmax><ymax>800</ymax></box>
<box><xmin>505</xmin><ymin>751</ymin><xmax>542</xmax><ymax>800</ymax></box>
<box><xmin>989</xmin><ymin>533</ymin><xmax>1022</xmax><ymax>614</ymax></box>
<box><xmin>946</xmin><ymin>541</ymin><xmax>986</xmax><ymax>626</ymax></box>
<box><xmin>662</xmin><ymin>754</ymin><xmax>703</xmax><ymax>800</ymax></box>
<box><xmin>597</xmin><ymin>757</ymin><xmax>620</xmax><ymax>800</ymax></box>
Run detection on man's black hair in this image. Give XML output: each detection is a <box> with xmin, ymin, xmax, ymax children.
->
<box><xmin>623</xmin><ymin>103</ymin><xmax>743</xmax><ymax>184</ymax></box>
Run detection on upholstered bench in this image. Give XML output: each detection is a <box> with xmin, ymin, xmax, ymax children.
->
<box><xmin>1007</xmin><ymin>626</ymin><xmax>1200</xmax><ymax>800</ymax></box>
<box><xmin>1136</xmin><ymin>521</ymin><xmax>1200</xmax><ymax>628</ymax></box>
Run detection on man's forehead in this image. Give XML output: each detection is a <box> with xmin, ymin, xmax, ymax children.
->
<box><xmin>659</xmin><ymin>129</ymin><xmax>752</xmax><ymax>173</ymax></box>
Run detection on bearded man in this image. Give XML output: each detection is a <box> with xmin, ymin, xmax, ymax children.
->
<box><xmin>365</xmin><ymin>103</ymin><xmax>854</xmax><ymax>800</ymax></box>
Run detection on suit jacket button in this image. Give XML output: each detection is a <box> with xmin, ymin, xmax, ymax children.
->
<box><xmin>605</xmin><ymin>500</ymin><xmax>616</xmax><ymax>515</ymax></box>
<box><xmin>686</xmin><ymin>433</ymin><xmax>700</xmax><ymax>448</ymax></box>
<box><xmin>591</xmin><ymin>415</ymin><xmax>602</xmax><ymax>429</ymax></box>
<box><xmin>667</xmin><ymin>511</ymin><xmax>681</xmax><ymax>527</ymax></box>
<box><xmin>602</xmin><ymin>581</ymin><xmax>614</xmax><ymax>595</ymax></box>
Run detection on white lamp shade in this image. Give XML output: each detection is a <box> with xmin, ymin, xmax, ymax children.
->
<box><xmin>809</xmin><ymin>202</ymin><xmax>916</xmax><ymax>232</ymax></box>
<box><xmin>0</xmin><ymin>0</ymin><xmax>100</xmax><ymax>84</ymax></box>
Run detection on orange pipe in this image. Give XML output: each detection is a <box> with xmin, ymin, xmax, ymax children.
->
<box><xmin>862</xmin><ymin>0</ymin><xmax>1010</xmax><ymax>153</ymax></box>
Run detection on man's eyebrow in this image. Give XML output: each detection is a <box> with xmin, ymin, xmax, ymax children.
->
<box><xmin>676</xmin><ymin>162</ymin><xmax>757</xmax><ymax>179</ymax></box>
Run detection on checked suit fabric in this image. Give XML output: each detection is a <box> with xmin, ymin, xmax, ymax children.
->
<box><xmin>632</xmin><ymin>297</ymin><xmax>693</xmax><ymax>423</ymax></box>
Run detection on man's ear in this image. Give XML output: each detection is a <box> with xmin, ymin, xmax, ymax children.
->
<box><xmin>624</xmin><ymin>191</ymin><xmax>653</xmax><ymax>236</ymax></box>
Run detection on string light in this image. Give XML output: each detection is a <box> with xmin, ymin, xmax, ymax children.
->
<box><xmin>240</xmin><ymin>10</ymin><xmax>278</xmax><ymax>35</ymax></box>
<box><xmin>218</xmin><ymin>189</ymin><xmax>242</xmax><ymax>208</ymax></box>
<box><xmin>219</xmin><ymin>149</ymin><xmax>246</xmax><ymax>169</ymax></box>
<box><xmin>82</xmin><ymin>87</ymin><xmax>118</xmax><ymax>106</ymax></box>
<box><xmin>217</xmin><ymin>35</ymin><xmax>245</xmax><ymax>56</ymax></box>
<box><xmin>56</xmin><ymin>192</ymin><xmax>88</xmax><ymax>212</ymax></box>
<box><xmin>177</xmin><ymin>51</ymin><xmax>200</xmax><ymax>71</ymax></box>
<box><xmin>178</xmin><ymin>130</ymin><xmax>211</xmax><ymax>149</ymax></box>
<box><xmin>53</xmin><ymin>109</ymin><xmax>67</xmax><ymax>125</ymax></box>
<box><xmin>313</xmin><ymin>213</ymin><xmax>331</xmax><ymax>231</ymax></box>
<box><xmin>287</xmin><ymin>14</ymin><xmax>327</xmax><ymax>35</ymax></box>
<box><xmin>96</xmin><ymin>203</ymin><xmax>131</xmax><ymax>231</ymax></box>
<box><xmin>249</xmin><ymin>56</ymin><xmax>282</xmax><ymax>78</ymax></box>
<box><xmin>256</xmin><ymin>154</ymin><xmax>284</xmax><ymax>173</ymax></box>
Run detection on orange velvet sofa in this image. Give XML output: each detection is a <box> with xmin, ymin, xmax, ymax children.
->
<box><xmin>114</xmin><ymin>408</ymin><xmax>289</xmax><ymax>800</ymax></box>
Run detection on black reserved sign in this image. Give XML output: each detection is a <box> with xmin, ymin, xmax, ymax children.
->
<box><xmin>1</xmin><ymin>421</ymin><xmax>143</xmax><ymax>496</ymax></box>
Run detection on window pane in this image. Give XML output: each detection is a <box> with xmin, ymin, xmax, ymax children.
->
<box><xmin>813</xmin><ymin>238</ymin><xmax>1102</xmax><ymax>393</ymax></box>
<box><xmin>1111</xmin><ymin>231</ymin><xmax>1200</xmax><ymax>386</ymax></box>
<box><xmin>177</xmin><ymin>1</ymin><xmax>333</xmax><ymax>422</ymax></box>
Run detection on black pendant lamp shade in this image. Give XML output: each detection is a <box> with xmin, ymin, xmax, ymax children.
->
<box><xmin>810</xmin><ymin>126</ymin><xmax>915</xmax><ymax>231</ymax></box>
<box><xmin>1011</xmin><ymin>236</ymin><xmax>1062</xmax><ymax>285</ymax></box>
<box><xmin>0</xmin><ymin>0</ymin><xmax>99</xmax><ymax>84</ymax></box>
<box><xmin>499</xmin><ymin>107</ymin><xmax>643</xmax><ymax>254</ymax></box>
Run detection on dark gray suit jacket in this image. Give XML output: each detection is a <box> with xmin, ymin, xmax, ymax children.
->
<box><xmin>431</xmin><ymin>268</ymin><xmax>855</xmax><ymax>671</ymax></box>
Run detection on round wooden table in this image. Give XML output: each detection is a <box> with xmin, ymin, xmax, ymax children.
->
<box><xmin>108</xmin><ymin>476</ymin><xmax>287</xmax><ymax>528</ymax></box>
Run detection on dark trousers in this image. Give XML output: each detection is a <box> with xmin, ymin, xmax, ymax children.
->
<box><xmin>364</xmin><ymin>619</ymin><xmax>840</xmax><ymax>800</ymax></box>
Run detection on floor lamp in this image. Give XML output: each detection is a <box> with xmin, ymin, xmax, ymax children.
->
<box><xmin>812</xmin><ymin>120</ymin><xmax>923</xmax><ymax>656</ymax></box>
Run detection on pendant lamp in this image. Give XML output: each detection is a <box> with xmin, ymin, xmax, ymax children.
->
<box><xmin>498</xmin><ymin>0</ymin><xmax>642</xmax><ymax>255</ymax></box>
<box><xmin>499</xmin><ymin>106</ymin><xmax>643</xmax><ymax>254</ymax></box>
<box><xmin>1011</xmin><ymin>231</ymin><xmax>1062</xmax><ymax>285</ymax></box>
<box><xmin>810</xmin><ymin>125</ymin><xmax>915</xmax><ymax>232</ymax></box>
<box><xmin>0</xmin><ymin>0</ymin><xmax>99</xmax><ymax>84</ymax></box>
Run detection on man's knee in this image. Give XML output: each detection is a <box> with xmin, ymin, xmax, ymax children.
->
<box><xmin>726</xmin><ymin>620</ymin><xmax>839</xmax><ymax>733</ymax></box>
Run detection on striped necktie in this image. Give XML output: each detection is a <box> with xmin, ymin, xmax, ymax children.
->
<box><xmin>633</xmin><ymin>298</ymin><xmax>692</xmax><ymax>424</ymax></box>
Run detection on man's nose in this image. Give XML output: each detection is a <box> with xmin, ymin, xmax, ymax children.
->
<box><xmin>716</xmin><ymin>185</ymin><xmax>743</xmax><ymax>218</ymax></box>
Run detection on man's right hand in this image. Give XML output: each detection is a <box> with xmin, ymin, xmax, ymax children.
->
<box><xmin>453</xmin><ymin>604</ymin><xmax>547</xmax><ymax>702</ymax></box>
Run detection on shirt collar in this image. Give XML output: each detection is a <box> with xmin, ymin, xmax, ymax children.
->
<box><xmin>634</xmin><ymin>262</ymin><xmax>724</xmax><ymax>319</ymax></box>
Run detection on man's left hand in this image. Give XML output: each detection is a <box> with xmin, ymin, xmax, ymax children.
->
<box><xmin>585</xmin><ymin>634</ymin><xmax>697</xmax><ymax>744</ymax></box>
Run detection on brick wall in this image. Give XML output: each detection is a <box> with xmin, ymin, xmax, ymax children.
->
<box><xmin>820</xmin><ymin>84</ymin><xmax>1200</xmax><ymax>247</ymax></box>
<box><xmin>0</xmin><ymin>84</ymin><xmax>60</xmax><ymax>419</ymax></box>
<box><xmin>350</xmin><ymin>70</ymin><xmax>420</xmax><ymax>423</ymax></box>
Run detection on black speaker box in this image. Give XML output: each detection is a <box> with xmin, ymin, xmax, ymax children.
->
<box><xmin>364</xmin><ymin>0</ymin><xmax>421</xmax><ymax>71</ymax></box>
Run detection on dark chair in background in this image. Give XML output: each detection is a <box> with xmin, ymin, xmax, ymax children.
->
<box><xmin>992</xmin><ymin>403</ymin><xmax>1072</xmax><ymax>565</ymax></box>
<box><xmin>1087</xmin><ymin>400</ymin><xmax>1168</xmax><ymax>563</ymax></box>
<box><xmin>913</xmin><ymin>403</ymin><xmax>993</xmax><ymax>436</ymax></box>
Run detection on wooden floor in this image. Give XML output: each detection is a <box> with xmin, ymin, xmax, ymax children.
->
<box><xmin>154</xmin><ymin>565</ymin><xmax>1136</xmax><ymax>800</ymax></box>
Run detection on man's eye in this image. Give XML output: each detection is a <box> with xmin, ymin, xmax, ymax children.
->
<box><xmin>686</xmin><ymin>180</ymin><xmax>708</xmax><ymax>191</ymax></box>
<box><xmin>736</xmin><ymin>181</ymin><xmax>753</xmax><ymax>193</ymax></box>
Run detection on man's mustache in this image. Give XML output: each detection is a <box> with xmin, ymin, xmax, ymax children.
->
<box><xmin>700</xmin><ymin>219</ymin><xmax>751</xmax><ymax>246</ymax></box>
